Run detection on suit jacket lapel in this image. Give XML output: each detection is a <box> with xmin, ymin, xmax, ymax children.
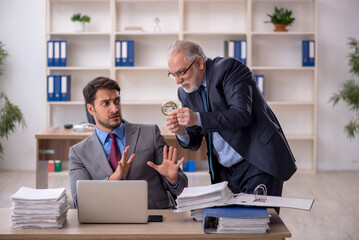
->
<box><xmin>86</xmin><ymin>132</ymin><xmax>113</xmax><ymax>176</ymax></box>
<box><xmin>123</xmin><ymin>120</ymin><xmax>140</xmax><ymax>178</ymax></box>
<box><xmin>204</xmin><ymin>59</ymin><xmax>214</xmax><ymax>111</ymax></box>
<box><xmin>124</xmin><ymin>120</ymin><xmax>139</xmax><ymax>155</ymax></box>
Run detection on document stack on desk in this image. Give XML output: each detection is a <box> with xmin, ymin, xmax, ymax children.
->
<box><xmin>10</xmin><ymin>187</ymin><xmax>69</xmax><ymax>229</ymax></box>
<box><xmin>176</xmin><ymin>181</ymin><xmax>233</xmax><ymax>212</ymax></box>
<box><xmin>204</xmin><ymin>207</ymin><xmax>270</xmax><ymax>234</ymax></box>
<box><xmin>190</xmin><ymin>208</ymin><xmax>205</xmax><ymax>221</ymax></box>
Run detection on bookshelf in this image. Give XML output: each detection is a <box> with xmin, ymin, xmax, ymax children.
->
<box><xmin>46</xmin><ymin>0</ymin><xmax>317</xmax><ymax>172</ymax></box>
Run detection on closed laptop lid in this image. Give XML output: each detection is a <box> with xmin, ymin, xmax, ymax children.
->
<box><xmin>77</xmin><ymin>180</ymin><xmax>148</xmax><ymax>223</ymax></box>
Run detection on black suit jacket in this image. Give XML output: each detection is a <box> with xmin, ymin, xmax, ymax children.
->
<box><xmin>177</xmin><ymin>57</ymin><xmax>297</xmax><ymax>181</ymax></box>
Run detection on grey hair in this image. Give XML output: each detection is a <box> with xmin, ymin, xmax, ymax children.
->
<box><xmin>167</xmin><ymin>40</ymin><xmax>207</xmax><ymax>63</ymax></box>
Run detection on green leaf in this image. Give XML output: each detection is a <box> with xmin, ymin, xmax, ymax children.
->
<box><xmin>81</xmin><ymin>15</ymin><xmax>91</xmax><ymax>23</ymax></box>
<box><xmin>0</xmin><ymin>92</ymin><xmax>27</xmax><ymax>159</ymax></box>
<box><xmin>0</xmin><ymin>42</ymin><xmax>9</xmax><ymax>76</ymax></box>
<box><xmin>71</xmin><ymin>13</ymin><xmax>81</xmax><ymax>22</ymax></box>
<box><xmin>345</xmin><ymin>119</ymin><xmax>359</xmax><ymax>140</ymax></box>
<box><xmin>264</xmin><ymin>7</ymin><xmax>295</xmax><ymax>26</ymax></box>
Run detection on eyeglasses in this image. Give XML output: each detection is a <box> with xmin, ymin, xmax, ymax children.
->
<box><xmin>168</xmin><ymin>58</ymin><xmax>197</xmax><ymax>79</ymax></box>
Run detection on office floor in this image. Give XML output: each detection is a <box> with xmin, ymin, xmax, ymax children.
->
<box><xmin>0</xmin><ymin>170</ymin><xmax>358</xmax><ymax>240</ymax></box>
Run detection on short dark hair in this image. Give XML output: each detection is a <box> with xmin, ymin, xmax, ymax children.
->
<box><xmin>83</xmin><ymin>77</ymin><xmax>120</xmax><ymax>105</ymax></box>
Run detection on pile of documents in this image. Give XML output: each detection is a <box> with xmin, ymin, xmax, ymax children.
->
<box><xmin>176</xmin><ymin>181</ymin><xmax>233</xmax><ymax>212</ymax></box>
<box><xmin>204</xmin><ymin>207</ymin><xmax>270</xmax><ymax>234</ymax></box>
<box><xmin>10</xmin><ymin>187</ymin><xmax>69</xmax><ymax>229</ymax></box>
<box><xmin>190</xmin><ymin>208</ymin><xmax>205</xmax><ymax>222</ymax></box>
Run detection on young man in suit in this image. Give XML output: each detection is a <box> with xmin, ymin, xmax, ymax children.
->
<box><xmin>165</xmin><ymin>40</ymin><xmax>296</xmax><ymax>206</ymax></box>
<box><xmin>69</xmin><ymin>77</ymin><xmax>188</xmax><ymax>209</ymax></box>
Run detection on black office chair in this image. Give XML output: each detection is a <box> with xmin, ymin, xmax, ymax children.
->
<box><xmin>85</xmin><ymin>103</ymin><xmax>95</xmax><ymax>124</ymax></box>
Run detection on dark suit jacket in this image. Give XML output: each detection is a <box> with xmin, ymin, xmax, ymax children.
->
<box><xmin>69</xmin><ymin>120</ymin><xmax>188</xmax><ymax>209</ymax></box>
<box><xmin>177</xmin><ymin>57</ymin><xmax>297</xmax><ymax>181</ymax></box>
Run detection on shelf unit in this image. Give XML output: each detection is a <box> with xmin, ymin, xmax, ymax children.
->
<box><xmin>46</xmin><ymin>0</ymin><xmax>317</xmax><ymax>172</ymax></box>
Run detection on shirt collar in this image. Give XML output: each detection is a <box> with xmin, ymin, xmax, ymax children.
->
<box><xmin>201</xmin><ymin>74</ymin><xmax>207</xmax><ymax>89</ymax></box>
<box><xmin>96</xmin><ymin>121</ymin><xmax>125</xmax><ymax>145</ymax></box>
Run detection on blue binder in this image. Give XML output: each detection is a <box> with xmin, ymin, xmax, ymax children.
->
<box><xmin>115</xmin><ymin>40</ymin><xmax>121</xmax><ymax>66</ymax></box>
<box><xmin>53</xmin><ymin>75</ymin><xmax>61</xmax><ymax>101</ymax></box>
<box><xmin>224</xmin><ymin>40</ymin><xmax>235</xmax><ymax>58</ymax></box>
<box><xmin>302</xmin><ymin>40</ymin><xmax>315</xmax><ymax>67</ymax></box>
<box><xmin>60</xmin><ymin>75</ymin><xmax>71</xmax><ymax>101</ymax></box>
<box><xmin>182</xmin><ymin>160</ymin><xmax>188</xmax><ymax>172</ymax></box>
<box><xmin>47</xmin><ymin>41</ymin><xmax>54</xmax><ymax>67</ymax></box>
<box><xmin>254</xmin><ymin>74</ymin><xmax>264</xmax><ymax>95</ymax></box>
<box><xmin>203</xmin><ymin>207</ymin><xmax>269</xmax><ymax>234</ymax></box>
<box><xmin>234</xmin><ymin>41</ymin><xmax>247</xmax><ymax>64</ymax></box>
<box><xmin>187</xmin><ymin>160</ymin><xmax>195</xmax><ymax>172</ymax></box>
<box><xmin>121</xmin><ymin>40</ymin><xmax>128</xmax><ymax>66</ymax></box>
<box><xmin>127</xmin><ymin>40</ymin><xmax>135</xmax><ymax>66</ymax></box>
<box><xmin>47</xmin><ymin>75</ymin><xmax>54</xmax><ymax>101</ymax></box>
<box><xmin>234</xmin><ymin>41</ymin><xmax>240</xmax><ymax>60</ymax></box>
<box><xmin>60</xmin><ymin>40</ymin><xmax>67</xmax><ymax>67</ymax></box>
<box><xmin>240</xmin><ymin>40</ymin><xmax>247</xmax><ymax>65</ymax></box>
<box><xmin>53</xmin><ymin>41</ymin><xmax>60</xmax><ymax>67</ymax></box>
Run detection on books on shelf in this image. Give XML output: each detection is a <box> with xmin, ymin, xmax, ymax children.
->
<box><xmin>302</xmin><ymin>40</ymin><xmax>315</xmax><ymax>67</ymax></box>
<box><xmin>224</xmin><ymin>40</ymin><xmax>247</xmax><ymax>65</ymax></box>
<box><xmin>124</xmin><ymin>26</ymin><xmax>144</xmax><ymax>32</ymax></box>
<box><xmin>47</xmin><ymin>75</ymin><xmax>71</xmax><ymax>102</ymax></box>
<box><xmin>254</xmin><ymin>74</ymin><xmax>264</xmax><ymax>95</ymax></box>
<box><xmin>47</xmin><ymin>40</ymin><xmax>67</xmax><ymax>67</ymax></box>
<box><xmin>204</xmin><ymin>207</ymin><xmax>270</xmax><ymax>234</ymax></box>
<box><xmin>10</xmin><ymin>187</ymin><xmax>69</xmax><ymax>229</ymax></box>
<box><xmin>182</xmin><ymin>160</ymin><xmax>196</xmax><ymax>172</ymax></box>
<box><xmin>48</xmin><ymin>160</ymin><xmax>55</xmax><ymax>172</ymax></box>
<box><xmin>115</xmin><ymin>40</ymin><xmax>135</xmax><ymax>67</ymax></box>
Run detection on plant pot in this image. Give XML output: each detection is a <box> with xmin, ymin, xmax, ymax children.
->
<box><xmin>273</xmin><ymin>24</ymin><xmax>288</xmax><ymax>32</ymax></box>
<box><xmin>74</xmin><ymin>21</ymin><xmax>85</xmax><ymax>32</ymax></box>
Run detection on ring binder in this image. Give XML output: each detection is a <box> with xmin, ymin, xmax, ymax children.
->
<box><xmin>253</xmin><ymin>184</ymin><xmax>267</xmax><ymax>202</ymax></box>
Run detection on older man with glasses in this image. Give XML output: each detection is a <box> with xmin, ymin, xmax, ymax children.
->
<box><xmin>165</xmin><ymin>40</ymin><xmax>297</xmax><ymax>213</ymax></box>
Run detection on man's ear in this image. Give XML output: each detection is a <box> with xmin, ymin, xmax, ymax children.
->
<box><xmin>197</xmin><ymin>57</ymin><xmax>205</xmax><ymax>70</ymax></box>
<box><xmin>87</xmin><ymin>103</ymin><xmax>95</xmax><ymax>116</ymax></box>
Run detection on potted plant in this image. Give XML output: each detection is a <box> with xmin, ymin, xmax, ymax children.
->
<box><xmin>70</xmin><ymin>13</ymin><xmax>91</xmax><ymax>32</ymax></box>
<box><xmin>330</xmin><ymin>38</ymin><xmax>359</xmax><ymax>139</ymax></box>
<box><xmin>265</xmin><ymin>7</ymin><xmax>295</xmax><ymax>32</ymax></box>
<box><xmin>0</xmin><ymin>42</ymin><xmax>26</xmax><ymax>159</ymax></box>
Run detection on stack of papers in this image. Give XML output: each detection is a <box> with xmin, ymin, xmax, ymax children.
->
<box><xmin>176</xmin><ymin>181</ymin><xmax>314</xmax><ymax>212</ymax></box>
<box><xmin>10</xmin><ymin>187</ymin><xmax>69</xmax><ymax>229</ymax></box>
<box><xmin>190</xmin><ymin>208</ymin><xmax>205</xmax><ymax>222</ymax></box>
<box><xmin>204</xmin><ymin>207</ymin><xmax>270</xmax><ymax>234</ymax></box>
<box><xmin>176</xmin><ymin>181</ymin><xmax>233</xmax><ymax>212</ymax></box>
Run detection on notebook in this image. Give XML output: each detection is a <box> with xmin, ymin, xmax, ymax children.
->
<box><xmin>77</xmin><ymin>180</ymin><xmax>148</xmax><ymax>223</ymax></box>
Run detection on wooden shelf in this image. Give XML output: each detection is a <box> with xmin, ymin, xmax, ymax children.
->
<box><xmin>48</xmin><ymin>32</ymin><xmax>111</xmax><ymax>36</ymax></box>
<box><xmin>47</xmin><ymin>66</ymin><xmax>111</xmax><ymax>71</ymax></box>
<box><xmin>46</xmin><ymin>0</ymin><xmax>317</xmax><ymax>172</ymax></box>
<box><xmin>251</xmin><ymin>66</ymin><xmax>315</xmax><ymax>71</ymax></box>
<box><xmin>251</xmin><ymin>31</ymin><xmax>315</xmax><ymax>36</ymax></box>
<box><xmin>115</xmin><ymin>66</ymin><xmax>168</xmax><ymax>71</ymax></box>
<box><xmin>268</xmin><ymin>101</ymin><xmax>314</xmax><ymax>106</ymax></box>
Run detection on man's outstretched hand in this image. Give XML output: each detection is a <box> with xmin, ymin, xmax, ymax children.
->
<box><xmin>147</xmin><ymin>146</ymin><xmax>185</xmax><ymax>185</ymax></box>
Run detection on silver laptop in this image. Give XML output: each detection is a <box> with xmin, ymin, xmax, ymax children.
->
<box><xmin>77</xmin><ymin>180</ymin><xmax>148</xmax><ymax>223</ymax></box>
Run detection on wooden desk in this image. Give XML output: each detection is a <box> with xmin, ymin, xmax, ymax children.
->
<box><xmin>35</xmin><ymin>127</ymin><xmax>207</xmax><ymax>188</ymax></box>
<box><xmin>0</xmin><ymin>208</ymin><xmax>291</xmax><ymax>240</ymax></box>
